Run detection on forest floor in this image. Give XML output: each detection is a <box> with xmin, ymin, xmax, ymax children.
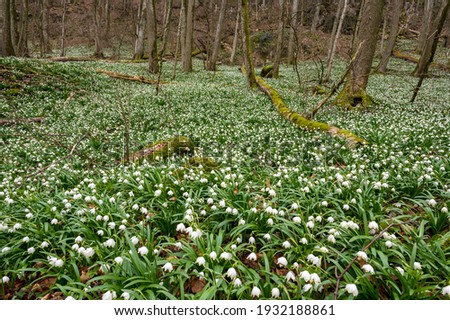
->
<box><xmin>0</xmin><ymin>53</ymin><xmax>449</xmax><ymax>300</ymax></box>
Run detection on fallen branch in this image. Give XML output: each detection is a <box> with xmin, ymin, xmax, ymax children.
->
<box><xmin>0</xmin><ymin>117</ymin><xmax>45</xmax><ymax>126</ymax></box>
<box><xmin>392</xmin><ymin>51</ymin><xmax>449</xmax><ymax>71</ymax></box>
<box><xmin>333</xmin><ymin>222</ymin><xmax>396</xmax><ymax>300</ymax></box>
<box><xmin>254</xmin><ymin>76</ymin><xmax>368</xmax><ymax>147</ymax></box>
<box><xmin>96</xmin><ymin>69</ymin><xmax>170</xmax><ymax>85</ymax></box>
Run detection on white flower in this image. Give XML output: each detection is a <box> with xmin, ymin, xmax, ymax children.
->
<box><xmin>209</xmin><ymin>251</ymin><xmax>217</xmax><ymax>260</ymax></box>
<box><xmin>368</xmin><ymin>221</ymin><xmax>379</xmax><ymax>230</ymax></box>
<box><xmin>327</xmin><ymin>217</ymin><xmax>335</xmax><ymax>223</ymax></box>
<box><xmin>321</xmin><ymin>201</ymin><xmax>328</xmax><ymax>207</ymax></box>
<box><xmin>121</xmin><ymin>292</ymin><xmax>130</xmax><ymax>300</ymax></box>
<box><xmin>385</xmin><ymin>241</ymin><xmax>393</xmax><ymax>248</ymax></box>
<box><xmin>271</xmin><ymin>287</ymin><xmax>280</xmax><ymax>298</ymax></box>
<box><xmin>292</xmin><ymin>216</ymin><xmax>301</xmax><ymax>223</ymax></box>
<box><xmin>396</xmin><ymin>266</ymin><xmax>405</xmax><ymax>276</ymax></box>
<box><xmin>162</xmin><ymin>262</ymin><xmax>173</xmax><ymax>272</ymax></box>
<box><xmin>102</xmin><ymin>290</ymin><xmax>117</xmax><ymax>300</ymax></box>
<box><xmin>303</xmin><ymin>284</ymin><xmax>312</xmax><ymax>292</ymax></box>
<box><xmin>196</xmin><ymin>257</ymin><xmax>206</xmax><ymax>266</ymax></box>
<box><xmin>97</xmin><ymin>230</ymin><xmax>104</xmax><ymax>236</ymax></box>
<box><xmin>249</xmin><ymin>236</ymin><xmax>256</xmax><ymax>244</ymax></box>
<box><xmin>48</xmin><ymin>256</ymin><xmax>64</xmax><ymax>267</ymax></box>
<box><xmin>75</xmin><ymin>236</ymin><xmax>83</xmax><ymax>243</ymax></box>
<box><xmin>22</xmin><ymin>236</ymin><xmax>30</xmax><ymax>243</ymax></box>
<box><xmin>282</xmin><ymin>241</ymin><xmax>291</xmax><ymax>249</ymax></box>
<box><xmin>251</xmin><ymin>286</ymin><xmax>261</xmax><ymax>298</ymax></box>
<box><xmin>357</xmin><ymin>251</ymin><xmax>368</xmax><ymax>262</ymax></box>
<box><xmin>441</xmin><ymin>207</ymin><xmax>448</xmax><ymax>213</ymax></box>
<box><xmin>300</xmin><ymin>238</ymin><xmax>308</xmax><ymax>244</ymax></box>
<box><xmin>327</xmin><ymin>234</ymin><xmax>336</xmax><ymax>244</ymax></box>
<box><xmin>306</xmin><ymin>221</ymin><xmax>314</xmax><ymax>229</ymax></box>
<box><xmin>226</xmin><ymin>267</ymin><xmax>237</xmax><ymax>279</ymax></box>
<box><xmin>233</xmin><ymin>278</ymin><xmax>242</xmax><ymax>287</ymax></box>
<box><xmin>300</xmin><ymin>270</ymin><xmax>311</xmax><ymax>282</ymax></box>
<box><xmin>131</xmin><ymin>236</ymin><xmax>139</xmax><ymax>245</ymax></box>
<box><xmin>291</xmin><ymin>203</ymin><xmax>299</xmax><ymax>210</ymax></box>
<box><xmin>114</xmin><ymin>257</ymin><xmax>124</xmax><ymax>265</ymax></box>
<box><xmin>267</xmin><ymin>218</ymin><xmax>274</xmax><ymax>225</ymax></box>
<box><xmin>310</xmin><ymin>273</ymin><xmax>321</xmax><ymax>284</ymax></box>
<box><xmin>27</xmin><ymin>247</ymin><xmax>35</xmax><ymax>254</ymax></box>
<box><xmin>65</xmin><ymin>296</ymin><xmax>76</xmax><ymax>300</ymax></box>
<box><xmin>40</xmin><ymin>241</ymin><xmax>49</xmax><ymax>248</ymax></box>
<box><xmin>247</xmin><ymin>252</ymin><xmax>257</xmax><ymax>261</ymax></box>
<box><xmin>263</xmin><ymin>233</ymin><xmax>271</xmax><ymax>241</ymax></box>
<box><xmin>154</xmin><ymin>189</ymin><xmax>162</xmax><ymax>197</ymax></box>
<box><xmin>220</xmin><ymin>252</ymin><xmax>232</xmax><ymax>260</ymax></box>
<box><xmin>1</xmin><ymin>276</ymin><xmax>10</xmax><ymax>283</ymax></box>
<box><xmin>286</xmin><ymin>271</ymin><xmax>296</xmax><ymax>282</ymax></box>
<box><xmin>231</xmin><ymin>244</ymin><xmax>237</xmax><ymax>250</ymax></box>
<box><xmin>277</xmin><ymin>257</ymin><xmax>288</xmax><ymax>267</ymax></box>
<box><xmin>343</xmin><ymin>204</ymin><xmax>350</xmax><ymax>211</ymax></box>
<box><xmin>82</xmin><ymin>247</ymin><xmax>95</xmax><ymax>258</ymax></box>
<box><xmin>104</xmin><ymin>239</ymin><xmax>116</xmax><ymax>248</ymax></box>
<box><xmin>2</xmin><ymin>247</ymin><xmax>10</xmax><ymax>253</ymax></box>
<box><xmin>428</xmin><ymin>199</ymin><xmax>437</xmax><ymax>207</ymax></box>
<box><xmin>413</xmin><ymin>262</ymin><xmax>422</xmax><ymax>270</ymax></box>
<box><xmin>441</xmin><ymin>285</ymin><xmax>450</xmax><ymax>297</ymax></box>
<box><xmin>137</xmin><ymin>246</ymin><xmax>149</xmax><ymax>256</ymax></box>
<box><xmin>362</xmin><ymin>264</ymin><xmax>375</xmax><ymax>274</ymax></box>
<box><xmin>51</xmin><ymin>219</ymin><xmax>58</xmax><ymax>225</ymax></box>
<box><xmin>268</xmin><ymin>189</ymin><xmax>276</xmax><ymax>197</ymax></box>
<box><xmin>345</xmin><ymin>283</ymin><xmax>358</xmax><ymax>297</ymax></box>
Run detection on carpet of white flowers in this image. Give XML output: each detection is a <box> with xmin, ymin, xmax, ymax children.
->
<box><xmin>0</xmin><ymin>56</ymin><xmax>449</xmax><ymax>300</ymax></box>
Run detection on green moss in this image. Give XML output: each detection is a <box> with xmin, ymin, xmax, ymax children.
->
<box><xmin>334</xmin><ymin>86</ymin><xmax>373</xmax><ymax>110</ymax></box>
<box><xmin>260</xmin><ymin>65</ymin><xmax>273</xmax><ymax>78</ymax></box>
<box><xmin>188</xmin><ymin>156</ymin><xmax>219</xmax><ymax>172</ymax></box>
<box><xmin>131</xmin><ymin>136</ymin><xmax>195</xmax><ymax>162</ymax></box>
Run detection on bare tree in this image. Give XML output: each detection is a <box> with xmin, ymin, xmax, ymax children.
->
<box><xmin>241</xmin><ymin>0</ymin><xmax>256</xmax><ymax>88</ymax></box>
<box><xmin>311</xmin><ymin>0</ymin><xmax>321</xmax><ymax>33</ymax></box>
<box><xmin>206</xmin><ymin>0</ymin><xmax>227</xmax><ymax>71</ymax></box>
<box><xmin>230</xmin><ymin>4</ymin><xmax>241</xmax><ymax>64</ymax></box>
<box><xmin>147</xmin><ymin>0</ymin><xmax>158</xmax><ymax>73</ymax></box>
<box><xmin>93</xmin><ymin>0</ymin><xmax>105</xmax><ymax>57</ymax></box>
<box><xmin>1</xmin><ymin>0</ymin><xmax>15</xmax><ymax>56</ymax></box>
<box><xmin>182</xmin><ymin>0</ymin><xmax>195</xmax><ymax>72</ymax></box>
<box><xmin>40</xmin><ymin>0</ymin><xmax>51</xmax><ymax>54</ymax></box>
<box><xmin>133</xmin><ymin>0</ymin><xmax>147</xmax><ymax>60</ymax></box>
<box><xmin>272</xmin><ymin>0</ymin><xmax>286</xmax><ymax>78</ymax></box>
<box><xmin>287</xmin><ymin>0</ymin><xmax>299</xmax><ymax>65</ymax></box>
<box><xmin>60</xmin><ymin>0</ymin><xmax>67</xmax><ymax>57</ymax></box>
<box><xmin>376</xmin><ymin>0</ymin><xmax>403</xmax><ymax>73</ymax></box>
<box><xmin>336</xmin><ymin>0</ymin><xmax>385</xmax><ymax>109</ymax></box>
<box><xmin>417</xmin><ymin>0</ymin><xmax>434</xmax><ymax>53</ymax></box>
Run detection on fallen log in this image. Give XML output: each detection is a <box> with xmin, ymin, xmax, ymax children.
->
<box><xmin>96</xmin><ymin>69</ymin><xmax>170</xmax><ymax>85</ymax></box>
<box><xmin>255</xmin><ymin>76</ymin><xmax>368</xmax><ymax>147</ymax></box>
<box><xmin>392</xmin><ymin>51</ymin><xmax>449</xmax><ymax>71</ymax></box>
<box><xmin>129</xmin><ymin>136</ymin><xmax>195</xmax><ymax>162</ymax></box>
<box><xmin>0</xmin><ymin>117</ymin><xmax>45</xmax><ymax>126</ymax></box>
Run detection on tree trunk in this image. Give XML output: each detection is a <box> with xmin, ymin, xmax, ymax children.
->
<box><xmin>335</xmin><ymin>0</ymin><xmax>385</xmax><ymax>109</ymax></box>
<box><xmin>147</xmin><ymin>0</ymin><xmax>158</xmax><ymax>73</ymax></box>
<box><xmin>311</xmin><ymin>0</ymin><xmax>321</xmax><ymax>33</ymax></box>
<box><xmin>272</xmin><ymin>0</ymin><xmax>286</xmax><ymax>78</ymax></box>
<box><xmin>60</xmin><ymin>0</ymin><xmax>67</xmax><ymax>57</ymax></box>
<box><xmin>17</xmin><ymin>0</ymin><xmax>29</xmax><ymax>56</ymax></box>
<box><xmin>93</xmin><ymin>0</ymin><xmax>104</xmax><ymax>58</ymax></box>
<box><xmin>40</xmin><ymin>0</ymin><xmax>51</xmax><ymax>54</ymax></box>
<box><xmin>412</xmin><ymin>0</ymin><xmax>450</xmax><ymax>78</ymax></box>
<box><xmin>241</xmin><ymin>0</ymin><xmax>256</xmax><ymax>88</ymax></box>
<box><xmin>325</xmin><ymin>0</ymin><xmax>348</xmax><ymax>82</ymax></box>
<box><xmin>105</xmin><ymin>0</ymin><xmax>110</xmax><ymax>46</ymax></box>
<box><xmin>182</xmin><ymin>0</ymin><xmax>194</xmax><ymax>72</ymax></box>
<box><xmin>351</xmin><ymin>0</ymin><xmax>365</xmax><ymax>52</ymax></box>
<box><xmin>417</xmin><ymin>0</ymin><xmax>434</xmax><ymax>53</ymax></box>
<box><xmin>376</xmin><ymin>0</ymin><xmax>403</xmax><ymax>73</ymax></box>
<box><xmin>206</xmin><ymin>0</ymin><xmax>227</xmax><ymax>71</ymax></box>
<box><xmin>10</xmin><ymin>0</ymin><xmax>17</xmax><ymax>54</ymax></box>
<box><xmin>172</xmin><ymin>1</ymin><xmax>184</xmax><ymax>79</ymax></box>
<box><xmin>2</xmin><ymin>0</ymin><xmax>15</xmax><ymax>56</ymax></box>
<box><xmin>230</xmin><ymin>4</ymin><xmax>240</xmax><ymax>64</ymax></box>
<box><xmin>287</xmin><ymin>0</ymin><xmax>299</xmax><ymax>65</ymax></box>
<box><xmin>160</xmin><ymin>0</ymin><xmax>173</xmax><ymax>58</ymax></box>
<box><xmin>133</xmin><ymin>0</ymin><xmax>147</xmax><ymax>60</ymax></box>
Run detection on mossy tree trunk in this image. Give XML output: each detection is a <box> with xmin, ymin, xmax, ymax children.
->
<box><xmin>335</xmin><ymin>0</ymin><xmax>385</xmax><ymax>109</ymax></box>
<box><xmin>376</xmin><ymin>0</ymin><xmax>403</xmax><ymax>73</ymax></box>
<box><xmin>241</xmin><ymin>0</ymin><xmax>257</xmax><ymax>88</ymax></box>
<box><xmin>147</xmin><ymin>0</ymin><xmax>159</xmax><ymax>73</ymax></box>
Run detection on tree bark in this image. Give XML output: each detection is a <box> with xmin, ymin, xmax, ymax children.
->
<box><xmin>60</xmin><ymin>0</ymin><xmax>67</xmax><ymax>57</ymax></box>
<box><xmin>241</xmin><ymin>0</ymin><xmax>257</xmax><ymax>88</ymax></box>
<box><xmin>182</xmin><ymin>0</ymin><xmax>195</xmax><ymax>72</ymax></box>
<box><xmin>311</xmin><ymin>0</ymin><xmax>321</xmax><ymax>33</ymax></box>
<box><xmin>40</xmin><ymin>0</ymin><xmax>51</xmax><ymax>54</ymax></box>
<box><xmin>325</xmin><ymin>0</ymin><xmax>348</xmax><ymax>82</ymax></box>
<box><xmin>0</xmin><ymin>0</ymin><xmax>5</xmax><ymax>55</ymax></box>
<box><xmin>272</xmin><ymin>0</ymin><xmax>286</xmax><ymax>78</ymax></box>
<box><xmin>287</xmin><ymin>0</ymin><xmax>299</xmax><ymax>65</ymax></box>
<box><xmin>93</xmin><ymin>0</ymin><xmax>104</xmax><ymax>58</ymax></box>
<box><xmin>206</xmin><ymin>0</ymin><xmax>227</xmax><ymax>71</ymax></box>
<box><xmin>147</xmin><ymin>0</ymin><xmax>158</xmax><ymax>73</ymax></box>
<box><xmin>230</xmin><ymin>4</ymin><xmax>240</xmax><ymax>64</ymax></box>
<box><xmin>133</xmin><ymin>0</ymin><xmax>147</xmax><ymax>60</ymax></box>
<box><xmin>417</xmin><ymin>0</ymin><xmax>434</xmax><ymax>53</ymax></box>
<box><xmin>2</xmin><ymin>0</ymin><xmax>15</xmax><ymax>56</ymax></box>
<box><xmin>376</xmin><ymin>0</ymin><xmax>403</xmax><ymax>73</ymax></box>
<box><xmin>10</xmin><ymin>0</ymin><xmax>18</xmax><ymax>54</ymax></box>
<box><xmin>336</xmin><ymin>0</ymin><xmax>385</xmax><ymax>109</ymax></box>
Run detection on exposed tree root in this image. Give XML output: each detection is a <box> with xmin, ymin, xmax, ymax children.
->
<box><xmin>255</xmin><ymin>76</ymin><xmax>368</xmax><ymax>147</ymax></box>
<box><xmin>392</xmin><ymin>51</ymin><xmax>449</xmax><ymax>71</ymax></box>
<box><xmin>96</xmin><ymin>70</ymin><xmax>170</xmax><ymax>85</ymax></box>
<box><xmin>0</xmin><ymin>117</ymin><xmax>45</xmax><ymax>126</ymax></box>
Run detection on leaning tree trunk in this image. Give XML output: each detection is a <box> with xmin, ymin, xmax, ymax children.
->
<box><xmin>335</xmin><ymin>0</ymin><xmax>385</xmax><ymax>109</ymax></box>
<box><xmin>206</xmin><ymin>0</ymin><xmax>227</xmax><ymax>71</ymax></box>
<box><xmin>133</xmin><ymin>0</ymin><xmax>147</xmax><ymax>60</ymax></box>
<box><xmin>325</xmin><ymin>0</ymin><xmax>348</xmax><ymax>82</ymax></box>
<box><xmin>241</xmin><ymin>0</ymin><xmax>257</xmax><ymax>88</ymax></box>
<box><xmin>230</xmin><ymin>4</ymin><xmax>240</xmax><ymax>64</ymax></box>
<box><xmin>376</xmin><ymin>0</ymin><xmax>403</xmax><ymax>73</ymax></box>
<box><xmin>287</xmin><ymin>0</ymin><xmax>299</xmax><ymax>64</ymax></box>
<box><xmin>272</xmin><ymin>0</ymin><xmax>286</xmax><ymax>78</ymax></box>
<box><xmin>182</xmin><ymin>0</ymin><xmax>194</xmax><ymax>72</ymax></box>
<box><xmin>147</xmin><ymin>0</ymin><xmax>158</xmax><ymax>73</ymax></box>
<box><xmin>417</xmin><ymin>0</ymin><xmax>434</xmax><ymax>53</ymax></box>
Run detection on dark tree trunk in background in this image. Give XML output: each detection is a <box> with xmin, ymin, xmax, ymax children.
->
<box><xmin>326</xmin><ymin>0</ymin><xmax>348</xmax><ymax>82</ymax></box>
<box><xmin>377</xmin><ymin>0</ymin><xmax>403</xmax><ymax>73</ymax></box>
<box><xmin>417</xmin><ymin>0</ymin><xmax>434</xmax><ymax>53</ymax></box>
<box><xmin>93</xmin><ymin>0</ymin><xmax>104</xmax><ymax>57</ymax></box>
<box><xmin>60</xmin><ymin>0</ymin><xmax>67</xmax><ymax>57</ymax></box>
<box><xmin>206</xmin><ymin>0</ymin><xmax>227</xmax><ymax>71</ymax></box>
<box><xmin>272</xmin><ymin>0</ymin><xmax>286</xmax><ymax>78</ymax></box>
<box><xmin>2</xmin><ymin>0</ymin><xmax>15</xmax><ymax>56</ymax></box>
<box><xmin>133</xmin><ymin>0</ymin><xmax>146</xmax><ymax>60</ymax></box>
<box><xmin>40</xmin><ymin>0</ymin><xmax>51</xmax><ymax>54</ymax></box>
<box><xmin>147</xmin><ymin>0</ymin><xmax>158</xmax><ymax>73</ymax></box>
<box><xmin>287</xmin><ymin>0</ymin><xmax>299</xmax><ymax>65</ymax></box>
<box><xmin>241</xmin><ymin>0</ymin><xmax>256</xmax><ymax>88</ymax></box>
<box><xmin>336</xmin><ymin>0</ymin><xmax>385</xmax><ymax>109</ymax></box>
<box><xmin>230</xmin><ymin>4</ymin><xmax>240</xmax><ymax>64</ymax></box>
<box><xmin>18</xmin><ymin>0</ymin><xmax>30</xmax><ymax>56</ymax></box>
<box><xmin>311</xmin><ymin>0</ymin><xmax>321</xmax><ymax>33</ymax></box>
<box><xmin>182</xmin><ymin>0</ymin><xmax>194</xmax><ymax>72</ymax></box>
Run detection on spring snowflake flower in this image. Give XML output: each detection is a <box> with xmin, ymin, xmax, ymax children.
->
<box><xmin>131</xmin><ymin>236</ymin><xmax>139</xmax><ymax>245</ymax></box>
<box><xmin>40</xmin><ymin>241</ymin><xmax>49</xmax><ymax>248</ymax></box>
<box><xmin>251</xmin><ymin>286</ymin><xmax>261</xmax><ymax>298</ymax></box>
<box><xmin>137</xmin><ymin>246</ymin><xmax>149</xmax><ymax>256</ymax></box>
<box><xmin>27</xmin><ymin>247</ymin><xmax>35</xmax><ymax>254</ymax></box>
<box><xmin>267</xmin><ymin>218</ymin><xmax>274</xmax><ymax>226</ymax></box>
<box><xmin>162</xmin><ymin>262</ymin><xmax>173</xmax><ymax>272</ymax></box>
<box><xmin>249</xmin><ymin>237</ymin><xmax>256</xmax><ymax>244</ymax></box>
<box><xmin>385</xmin><ymin>241</ymin><xmax>393</xmax><ymax>248</ymax></box>
<box><xmin>413</xmin><ymin>262</ymin><xmax>422</xmax><ymax>270</ymax></box>
<box><xmin>441</xmin><ymin>286</ymin><xmax>450</xmax><ymax>297</ymax></box>
<box><xmin>154</xmin><ymin>190</ymin><xmax>162</xmax><ymax>197</ymax></box>
<box><xmin>345</xmin><ymin>283</ymin><xmax>359</xmax><ymax>297</ymax></box>
<box><xmin>271</xmin><ymin>287</ymin><xmax>280</xmax><ymax>298</ymax></box>
<box><xmin>441</xmin><ymin>207</ymin><xmax>448</xmax><ymax>213</ymax></box>
<box><xmin>209</xmin><ymin>251</ymin><xmax>217</xmax><ymax>260</ymax></box>
<box><xmin>321</xmin><ymin>201</ymin><xmax>328</xmax><ymax>207</ymax></box>
<box><xmin>396</xmin><ymin>266</ymin><xmax>405</xmax><ymax>276</ymax></box>
<box><xmin>292</xmin><ymin>216</ymin><xmax>301</xmax><ymax>223</ymax></box>
<box><xmin>121</xmin><ymin>292</ymin><xmax>130</xmax><ymax>300</ymax></box>
<box><xmin>22</xmin><ymin>236</ymin><xmax>30</xmax><ymax>243</ymax></box>
<box><xmin>277</xmin><ymin>257</ymin><xmax>288</xmax><ymax>267</ymax></box>
<box><xmin>247</xmin><ymin>252</ymin><xmax>257</xmax><ymax>261</ymax></box>
<box><xmin>48</xmin><ymin>256</ymin><xmax>64</xmax><ymax>267</ymax></box>
<box><xmin>362</xmin><ymin>264</ymin><xmax>375</xmax><ymax>274</ymax></box>
<box><xmin>104</xmin><ymin>239</ymin><xmax>116</xmax><ymax>248</ymax></box>
<box><xmin>268</xmin><ymin>189</ymin><xmax>276</xmax><ymax>197</ymax></box>
<box><xmin>114</xmin><ymin>257</ymin><xmax>124</xmax><ymax>265</ymax></box>
<box><xmin>82</xmin><ymin>248</ymin><xmax>95</xmax><ymax>258</ymax></box>
<box><xmin>300</xmin><ymin>270</ymin><xmax>311</xmax><ymax>282</ymax></box>
<box><xmin>291</xmin><ymin>203</ymin><xmax>299</xmax><ymax>210</ymax></box>
<box><xmin>65</xmin><ymin>296</ymin><xmax>76</xmax><ymax>300</ymax></box>
<box><xmin>97</xmin><ymin>230</ymin><xmax>104</xmax><ymax>236</ymax></box>
<box><xmin>327</xmin><ymin>234</ymin><xmax>336</xmax><ymax>244</ymax></box>
<box><xmin>343</xmin><ymin>204</ymin><xmax>350</xmax><ymax>211</ymax></box>
<box><xmin>282</xmin><ymin>241</ymin><xmax>291</xmax><ymax>249</ymax></box>
<box><xmin>102</xmin><ymin>290</ymin><xmax>117</xmax><ymax>300</ymax></box>
<box><xmin>263</xmin><ymin>234</ymin><xmax>271</xmax><ymax>241</ymax></box>
<box><xmin>286</xmin><ymin>271</ymin><xmax>296</xmax><ymax>282</ymax></box>
<box><xmin>75</xmin><ymin>236</ymin><xmax>83</xmax><ymax>243</ymax></box>
<box><xmin>303</xmin><ymin>284</ymin><xmax>313</xmax><ymax>292</ymax></box>
<box><xmin>51</xmin><ymin>219</ymin><xmax>58</xmax><ymax>225</ymax></box>
<box><xmin>226</xmin><ymin>267</ymin><xmax>237</xmax><ymax>279</ymax></box>
<box><xmin>300</xmin><ymin>238</ymin><xmax>308</xmax><ymax>244</ymax></box>
<box><xmin>196</xmin><ymin>257</ymin><xmax>206</xmax><ymax>266</ymax></box>
<box><xmin>233</xmin><ymin>278</ymin><xmax>242</xmax><ymax>287</ymax></box>
<box><xmin>310</xmin><ymin>273</ymin><xmax>321</xmax><ymax>284</ymax></box>
<box><xmin>428</xmin><ymin>199</ymin><xmax>437</xmax><ymax>207</ymax></box>
<box><xmin>220</xmin><ymin>252</ymin><xmax>232</xmax><ymax>260</ymax></box>
<box><xmin>357</xmin><ymin>251</ymin><xmax>368</xmax><ymax>262</ymax></box>
<box><xmin>1</xmin><ymin>276</ymin><xmax>10</xmax><ymax>283</ymax></box>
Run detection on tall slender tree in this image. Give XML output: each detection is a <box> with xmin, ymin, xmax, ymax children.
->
<box><xmin>272</xmin><ymin>0</ymin><xmax>286</xmax><ymax>78</ymax></box>
<box><xmin>335</xmin><ymin>0</ymin><xmax>385</xmax><ymax>109</ymax></box>
<box><xmin>287</xmin><ymin>0</ymin><xmax>299</xmax><ymax>65</ymax></box>
<box><xmin>417</xmin><ymin>0</ymin><xmax>434</xmax><ymax>53</ymax></box>
<box><xmin>206</xmin><ymin>0</ymin><xmax>227</xmax><ymax>71</ymax></box>
<box><xmin>182</xmin><ymin>0</ymin><xmax>195</xmax><ymax>72</ymax></box>
<box><xmin>241</xmin><ymin>0</ymin><xmax>256</xmax><ymax>88</ymax></box>
<box><xmin>230</xmin><ymin>4</ymin><xmax>241</xmax><ymax>64</ymax></box>
<box><xmin>147</xmin><ymin>0</ymin><xmax>158</xmax><ymax>73</ymax></box>
<box><xmin>133</xmin><ymin>0</ymin><xmax>147</xmax><ymax>60</ymax></box>
<box><xmin>2</xmin><ymin>0</ymin><xmax>15</xmax><ymax>56</ymax></box>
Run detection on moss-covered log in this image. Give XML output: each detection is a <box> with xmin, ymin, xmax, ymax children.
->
<box><xmin>96</xmin><ymin>70</ymin><xmax>170</xmax><ymax>85</ymax></box>
<box><xmin>255</xmin><ymin>76</ymin><xmax>367</xmax><ymax>147</ymax></box>
<box><xmin>130</xmin><ymin>136</ymin><xmax>195</xmax><ymax>162</ymax></box>
<box><xmin>260</xmin><ymin>65</ymin><xmax>274</xmax><ymax>78</ymax></box>
<box><xmin>392</xmin><ymin>51</ymin><xmax>450</xmax><ymax>71</ymax></box>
